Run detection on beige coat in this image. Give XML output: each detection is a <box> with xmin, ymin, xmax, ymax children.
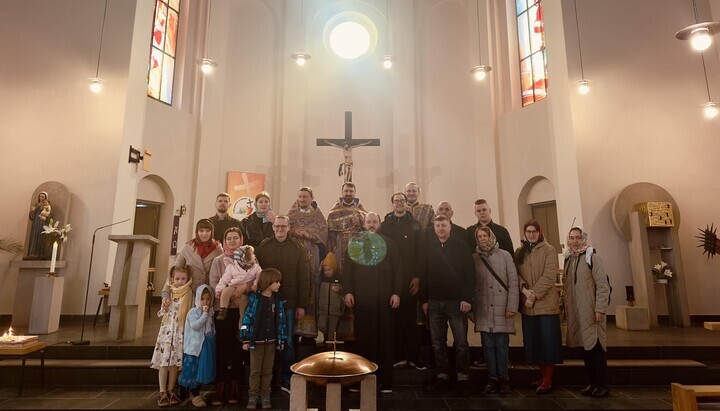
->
<box><xmin>515</xmin><ymin>241</ymin><xmax>560</xmax><ymax>316</ymax></box>
<box><xmin>162</xmin><ymin>243</ymin><xmax>223</xmax><ymax>297</ymax></box>
<box><xmin>473</xmin><ymin>245</ymin><xmax>519</xmax><ymax>334</ymax></box>
<box><xmin>564</xmin><ymin>252</ymin><xmax>611</xmax><ymax>350</ymax></box>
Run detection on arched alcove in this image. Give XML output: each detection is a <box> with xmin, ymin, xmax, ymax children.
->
<box><xmin>517</xmin><ymin>176</ymin><xmax>561</xmax><ymax>252</ymax></box>
<box><xmin>136</xmin><ymin>175</ymin><xmax>174</xmax><ymax>294</ymax></box>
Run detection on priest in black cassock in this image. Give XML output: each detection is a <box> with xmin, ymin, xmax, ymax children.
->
<box><xmin>342</xmin><ymin>212</ymin><xmax>404</xmax><ymax>394</ymax></box>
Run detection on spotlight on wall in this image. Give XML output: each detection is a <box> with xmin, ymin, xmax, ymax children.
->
<box><xmin>675</xmin><ymin>0</ymin><xmax>719</xmax><ymax>52</ymax></box>
<box><xmin>470</xmin><ymin>0</ymin><xmax>491</xmax><ymax>81</ymax></box>
<box><xmin>383</xmin><ymin>55</ymin><xmax>393</xmax><ymax>69</ymax></box>
<box><xmin>199</xmin><ymin>58</ymin><xmax>218</xmax><ymax>74</ymax></box>
<box><xmin>89</xmin><ymin>77</ymin><xmax>103</xmax><ymax>93</ymax></box>
<box><xmin>291</xmin><ymin>52</ymin><xmax>311</xmax><ymax>66</ymax></box>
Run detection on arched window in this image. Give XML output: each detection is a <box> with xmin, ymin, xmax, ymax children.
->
<box><xmin>516</xmin><ymin>0</ymin><xmax>547</xmax><ymax>106</ymax></box>
<box><xmin>147</xmin><ymin>0</ymin><xmax>180</xmax><ymax>105</ymax></box>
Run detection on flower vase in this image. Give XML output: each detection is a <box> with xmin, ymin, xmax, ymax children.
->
<box><xmin>656</xmin><ymin>278</ymin><xmax>668</xmax><ymax>284</ymax></box>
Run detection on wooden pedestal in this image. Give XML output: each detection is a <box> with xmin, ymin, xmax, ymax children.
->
<box><xmin>615</xmin><ymin>305</ymin><xmax>650</xmax><ymax>331</ymax></box>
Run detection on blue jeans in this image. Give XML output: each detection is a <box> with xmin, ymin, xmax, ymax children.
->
<box><xmin>428</xmin><ymin>299</ymin><xmax>469</xmax><ymax>377</ymax></box>
<box><xmin>281</xmin><ymin>308</ymin><xmax>296</xmax><ymax>383</ymax></box>
<box><xmin>481</xmin><ymin>332</ymin><xmax>510</xmax><ymax>380</ymax></box>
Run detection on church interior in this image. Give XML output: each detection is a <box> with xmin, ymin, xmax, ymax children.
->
<box><xmin>1</xmin><ymin>0</ymin><xmax>720</xmax><ymax>409</ymax></box>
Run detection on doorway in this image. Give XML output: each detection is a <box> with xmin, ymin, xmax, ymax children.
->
<box><xmin>531</xmin><ymin>201</ymin><xmax>561</xmax><ymax>253</ymax></box>
<box><xmin>133</xmin><ymin>201</ymin><xmax>161</xmax><ymax>273</ymax></box>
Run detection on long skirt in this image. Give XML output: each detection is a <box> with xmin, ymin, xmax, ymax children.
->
<box><xmin>521</xmin><ymin>314</ymin><xmax>563</xmax><ymax>364</ymax></box>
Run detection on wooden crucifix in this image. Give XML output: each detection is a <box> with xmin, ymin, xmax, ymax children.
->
<box><xmin>317</xmin><ymin>111</ymin><xmax>380</xmax><ymax>183</ymax></box>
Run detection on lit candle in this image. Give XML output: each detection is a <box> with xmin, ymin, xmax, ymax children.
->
<box><xmin>50</xmin><ymin>241</ymin><xmax>58</xmax><ymax>273</ymax></box>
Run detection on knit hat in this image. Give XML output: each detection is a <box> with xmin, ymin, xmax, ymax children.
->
<box><xmin>196</xmin><ymin>218</ymin><xmax>214</xmax><ymax>234</ymax></box>
<box><xmin>233</xmin><ymin>245</ymin><xmax>255</xmax><ymax>269</ymax></box>
<box><xmin>321</xmin><ymin>252</ymin><xmax>337</xmax><ymax>270</ymax></box>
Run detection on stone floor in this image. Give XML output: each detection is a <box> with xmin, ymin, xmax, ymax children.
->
<box><xmin>0</xmin><ymin>384</ymin><xmax>674</xmax><ymax>410</ymax></box>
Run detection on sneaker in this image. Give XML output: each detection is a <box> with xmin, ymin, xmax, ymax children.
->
<box><xmin>393</xmin><ymin>360</ymin><xmax>408</xmax><ymax>367</ymax></box>
<box><xmin>216</xmin><ymin>307</ymin><xmax>228</xmax><ymax>320</ymax></box>
<box><xmin>408</xmin><ymin>360</ymin><xmax>428</xmax><ymax>371</ymax></box>
<box><xmin>349</xmin><ymin>384</ymin><xmax>360</xmax><ymax>393</ymax></box>
<box><xmin>261</xmin><ymin>397</ymin><xmax>272</xmax><ymax>409</ymax></box>
<box><xmin>246</xmin><ymin>396</ymin><xmax>258</xmax><ymax>409</ymax></box>
<box><xmin>157</xmin><ymin>392</ymin><xmax>170</xmax><ymax>407</ymax></box>
<box><xmin>484</xmin><ymin>381</ymin><xmax>498</xmax><ymax>395</ymax></box>
<box><xmin>281</xmin><ymin>380</ymin><xmax>291</xmax><ymax>394</ymax></box>
<box><xmin>191</xmin><ymin>395</ymin><xmax>207</xmax><ymax>408</ymax></box>
<box><xmin>498</xmin><ymin>379</ymin><xmax>512</xmax><ymax>395</ymax></box>
<box><xmin>379</xmin><ymin>385</ymin><xmax>393</xmax><ymax>394</ymax></box>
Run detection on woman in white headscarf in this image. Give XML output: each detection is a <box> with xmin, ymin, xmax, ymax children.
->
<box><xmin>563</xmin><ymin>227</ymin><xmax>611</xmax><ymax>398</ymax></box>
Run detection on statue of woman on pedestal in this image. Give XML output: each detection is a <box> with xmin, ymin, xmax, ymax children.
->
<box><xmin>27</xmin><ymin>191</ymin><xmax>51</xmax><ymax>259</ymax></box>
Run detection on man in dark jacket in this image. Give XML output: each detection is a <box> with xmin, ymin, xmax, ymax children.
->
<box><xmin>255</xmin><ymin>215</ymin><xmax>310</xmax><ymax>393</ymax></box>
<box><xmin>379</xmin><ymin>192</ymin><xmax>427</xmax><ymax>370</ymax></box>
<box><xmin>422</xmin><ymin>216</ymin><xmax>475</xmax><ymax>395</ymax></box>
<box><xmin>342</xmin><ymin>212</ymin><xmax>403</xmax><ymax>393</ymax></box>
<box><xmin>430</xmin><ymin>201</ymin><xmax>469</xmax><ymax>247</ymax></box>
<box><xmin>467</xmin><ymin>199</ymin><xmax>514</xmax><ymax>255</ymax></box>
<box><xmin>209</xmin><ymin>192</ymin><xmax>241</xmax><ymax>243</ymax></box>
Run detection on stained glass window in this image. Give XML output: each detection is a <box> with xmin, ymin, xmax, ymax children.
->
<box><xmin>147</xmin><ymin>0</ymin><xmax>180</xmax><ymax>105</ymax></box>
<box><xmin>516</xmin><ymin>0</ymin><xmax>547</xmax><ymax>107</ymax></box>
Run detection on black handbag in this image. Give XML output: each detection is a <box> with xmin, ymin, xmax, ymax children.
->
<box><xmin>478</xmin><ymin>255</ymin><xmax>522</xmax><ymax>312</ymax></box>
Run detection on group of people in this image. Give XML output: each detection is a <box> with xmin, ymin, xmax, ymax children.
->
<box><xmin>149</xmin><ymin>182</ymin><xmax>613</xmax><ymax>408</ymax></box>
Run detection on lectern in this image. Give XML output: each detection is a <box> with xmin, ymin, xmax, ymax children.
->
<box><xmin>107</xmin><ymin>235</ymin><xmax>159</xmax><ymax>340</ymax></box>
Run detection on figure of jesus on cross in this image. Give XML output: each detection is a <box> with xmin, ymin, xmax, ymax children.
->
<box><xmin>317</xmin><ymin>111</ymin><xmax>380</xmax><ymax>183</ymax></box>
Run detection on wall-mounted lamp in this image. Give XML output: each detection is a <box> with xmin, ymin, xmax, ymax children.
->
<box><xmin>129</xmin><ymin>146</ymin><xmax>153</xmax><ymax>171</ymax></box>
<box><xmin>470</xmin><ymin>0</ymin><xmax>492</xmax><ymax>81</ymax></box>
<box><xmin>176</xmin><ymin>204</ymin><xmax>187</xmax><ymax>216</ymax></box>
<box><xmin>89</xmin><ymin>0</ymin><xmax>109</xmax><ymax>93</ymax></box>
<box><xmin>676</xmin><ymin>0</ymin><xmax>720</xmax><ymax>52</ymax></box>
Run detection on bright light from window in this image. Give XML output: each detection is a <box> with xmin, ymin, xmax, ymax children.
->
<box><xmin>329</xmin><ymin>22</ymin><xmax>370</xmax><ymax>59</ymax></box>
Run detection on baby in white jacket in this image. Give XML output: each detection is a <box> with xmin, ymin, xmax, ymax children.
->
<box><xmin>215</xmin><ymin>245</ymin><xmax>261</xmax><ymax>321</ymax></box>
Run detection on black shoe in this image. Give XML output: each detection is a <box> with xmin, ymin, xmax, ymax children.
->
<box><xmin>280</xmin><ymin>380</ymin><xmax>291</xmax><ymax>395</ymax></box>
<box><xmin>590</xmin><ymin>386</ymin><xmax>609</xmax><ymax>398</ymax></box>
<box><xmin>484</xmin><ymin>380</ymin><xmax>498</xmax><ymax>394</ymax></box>
<box><xmin>580</xmin><ymin>385</ymin><xmax>595</xmax><ymax>396</ymax></box>
<box><xmin>409</xmin><ymin>359</ymin><xmax>428</xmax><ymax>371</ymax></box>
<box><xmin>423</xmin><ymin>378</ymin><xmax>447</xmax><ymax>392</ymax></box>
<box><xmin>498</xmin><ymin>379</ymin><xmax>512</xmax><ymax>395</ymax></box>
<box><xmin>471</xmin><ymin>358</ymin><xmax>487</xmax><ymax>368</ymax></box>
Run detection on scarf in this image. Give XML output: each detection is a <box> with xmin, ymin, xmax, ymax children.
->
<box><xmin>563</xmin><ymin>227</ymin><xmax>594</xmax><ymax>265</ymax></box>
<box><xmin>163</xmin><ymin>279</ymin><xmax>192</xmax><ymax>326</ymax></box>
<box><xmin>475</xmin><ymin>226</ymin><xmax>498</xmax><ymax>253</ymax></box>
<box><xmin>193</xmin><ymin>238</ymin><xmax>219</xmax><ymax>260</ymax></box>
<box><xmin>255</xmin><ymin>211</ymin><xmax>269</xmax><ymax>223</ymax></box>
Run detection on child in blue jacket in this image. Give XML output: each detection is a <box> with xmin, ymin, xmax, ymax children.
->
<box><xmin>240</xmin><ymin>268</ymin><xmax>288</xmax><ymax>409</ymax></box>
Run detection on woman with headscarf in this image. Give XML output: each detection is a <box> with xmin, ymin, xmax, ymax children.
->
<box><xmin>163</xmin><ymin>219</ymin><xmax>223</xmax><ymax>301</ymax></box>
<box><xmin>514</xmin><ymin>219</ymin><xmax>561</xmax><ymax>394</ymax></box>
<box><xmin>563</xmin><ymin>227</ymin><xmax>611</xmax><ymax>398</ymax></box>
<box><xmin>208</xmin><ymin>227</ymin><xmax>247</xmax><ymax>405</ymax></box>
<box><xmin>472</xmin><ymin>226</ymin><xmax>519</xmax><ymax>395</ymax></box>
<box><xmin>239</xmin><ymin>191</ymin><xmax>275</xmax><ymax>247</ymax></box>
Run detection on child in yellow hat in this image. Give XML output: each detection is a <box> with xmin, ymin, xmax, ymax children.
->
<box><xmin>317</xmin><ymin>253</ymin><xmax>343</xmax><ymax>342</ymax></box>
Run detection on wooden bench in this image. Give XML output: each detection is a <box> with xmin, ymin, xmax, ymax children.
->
<box><xmin>672</xmin><ymin>383</ymin><xmax>720</xmax><ymax>411</ymax></box>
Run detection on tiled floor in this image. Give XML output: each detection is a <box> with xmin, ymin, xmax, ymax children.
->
<box><xmin>0</xmin><ymin>384</ymin><xmax>674</xmax><ymax>410</ymax></box>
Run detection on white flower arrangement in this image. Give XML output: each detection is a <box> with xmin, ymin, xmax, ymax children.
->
<box><xmin>42</xmin><ymin>219</ymin><xmax>72</xmax><ymax>243</ymax></box>
<box><xmin>652</xmin><ymin>261</ymin><xmax>673</xmax><ymax>281</ymax></box>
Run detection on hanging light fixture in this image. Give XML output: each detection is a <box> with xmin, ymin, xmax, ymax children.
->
<box><xmin>699</xmin><ymin>53</ymin><xmax>718</xmax><ymax>119</ymax></box>
<box><xmin>89</xmin><ymin>0</ymin><xmax>109</xmax><ymax>93</ymax></box>
<box><xmin>291</xmin><ymin>0</ymin><xmax>311</xmax><ymax>66</ymax></box>
<box><xmin>198</xmin><ymin>1</ymin><xmax>218</xmax><ymax>74</ymax></box>
<box><xmin>469</xmin><ymin>0</ymin><xmax>491</xmax><ymax>81</ymax></box>
<box><xmin>383</xmin><ymin>0</ymin><xmax>393</xmax><ymax>69</ymax></box>
<box><xmin>676</xmin><ymin>0</ymin><xmax>720</xmax><ymax>52</ymax></box>
<box><xmin>573</xmin><ymin>0</ymin><xmax>590</xmax><ymax>95</ymax></box>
